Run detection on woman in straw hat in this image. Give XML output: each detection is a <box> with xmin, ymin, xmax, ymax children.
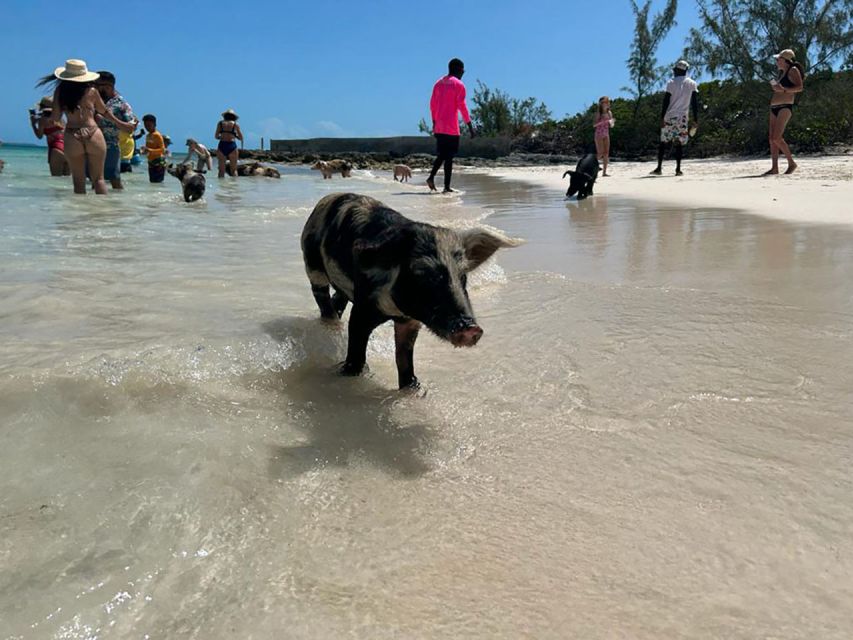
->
<box><xmin>766</xmin><ymin>48</ymin><xmax>804</xmax><ymax>175</ymax></box>
<box><xmin>28</xmin><ymin>96</ymin><xmax>70</xmax><ymax>176</ymax></box>
<box><xmin>215</xmin><ymin>108</ymin><xmax>244</xmax><ymax>178</ymax></box>
<box><xmin>37</xmin><ymin>59</ymin><xmax>129</xmax><ymax>194</ymax></box>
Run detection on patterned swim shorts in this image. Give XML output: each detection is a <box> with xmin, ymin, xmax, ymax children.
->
<box><xmin>661</xmin><ymin>115</ymin><xmax>689</xmax><ymax>145</ymax></box>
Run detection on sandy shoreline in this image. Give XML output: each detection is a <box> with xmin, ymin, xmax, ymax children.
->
<box><xmin>475</xmin><ymin>155</ymin><xmax>853</xmax><ymax>228</ymax></box>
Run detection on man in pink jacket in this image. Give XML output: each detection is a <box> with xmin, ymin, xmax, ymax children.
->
<box><xmin>427</xmin><ymin>58</ymin><xmax>475</xmax><ymax>193</ymax></box>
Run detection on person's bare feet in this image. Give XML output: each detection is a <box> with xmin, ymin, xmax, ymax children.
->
<box><xmin>763</xmin><ymin>169</ymin><xmax>779</xmax><ymax>176</ymax></box>
<box><xmin>649</xmin><ymin>168</ymin><xmax>662</xmax><ymax>175</ymax></box>
<box><xmin>602</xmin><ymin>172</ymin><xmax>609</xmax><ymax>177</ymax></box>
<box><xmin>784</xmin><ymin>162</ymin><xmax>798</xmax><ymax>175</ymax></box>
<box><xmin>426</xmin><ymin>177</ymin><xmax>437</xmax><ymax>191</ymax></box>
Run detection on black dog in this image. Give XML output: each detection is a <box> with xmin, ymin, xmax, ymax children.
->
<box><xmin>168</xmin><ymin>163</ymin><xmax>206</xmax><ymax>202</ymax></box>
<box><xmin>563</xmin><ymin>153</ymin><xmax>600</xmax><ymax>200</ymax></box>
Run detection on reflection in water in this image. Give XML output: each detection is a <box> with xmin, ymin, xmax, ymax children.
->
<box><xmin>473</xmin><ymin>173</ymin><xmax>853</xmax><ymax>314</ymax></box>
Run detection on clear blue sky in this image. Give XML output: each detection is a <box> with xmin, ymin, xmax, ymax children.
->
<box><xmin>1</xmin><ymin>0</ymin><xmax>699</xmax><ymax>147</ymax></box>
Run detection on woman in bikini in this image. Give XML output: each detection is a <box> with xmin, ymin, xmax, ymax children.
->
<box><xmin>29</xmin><ymin>96</ymin><xmax>70</xmax><ymax>176</ymax></box>
<box><xmin>766</xmin><ymin>49</ymin><xmax>804</xmax><ymax>175</ymax></box>
<box><xmin>37</xmin><ymin>59</ymin><xmax>129</xmax><ymax>194</ymax></box>
<box><xmin>215</xmin><ymin>109</ymin><xmax>243</xmax><ymax>178</ymax></box>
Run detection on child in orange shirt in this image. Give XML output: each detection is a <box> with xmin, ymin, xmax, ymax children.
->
<box><xmin>140</xmin><ymin>113</ymin><xmax>167</xmax><ymax>183</ymax></box>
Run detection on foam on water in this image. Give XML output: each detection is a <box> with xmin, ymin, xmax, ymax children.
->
<box><xmin>2</xmin><ymin>146</ymin><xmax>853</xmax><ymax>638</ymax></box>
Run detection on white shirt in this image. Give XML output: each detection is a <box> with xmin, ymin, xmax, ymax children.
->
<box><xmin>664</xmin><ymin>76</ymin><xmax>698</xmax><ymax>120</ymax></box>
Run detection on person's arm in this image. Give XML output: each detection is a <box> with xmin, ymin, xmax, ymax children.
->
<box><xmin>785</xmin><ymin>67</ymin><xmax>804</xmax><ymax>94</ymax></box>
<box><xmin>214</xmin><ymin>122</ymin><xmax>222</xmax><ymax>140</ymax></box>
<box><xmin>91</xmin><ymin>89</ymin><xmax>127</xmax><ymax>129</ymax></box>
<box><xmin>115</xmin><ymin>103</ymin><xmax>137</xmax><ymax>134</ymax></box>
<box><xmin>429</xmin><ymin>84</ymin><xmax>438</xmax><ymax>132</ymax></box>
<box><xmin>235</xmin><ymin>123</ymin><xmax>244</xmax><ymax>141</ymax></box>
<box><xmin>30</xmin><ymin>114</ymin><xmax>44</xmax><ymax>138</ymax></box>
<box><xmin>458</xmin><ymin>84</ymin><xmax>474</xmax><ymax>137</ymax></box>
<box><xmin>182</xmin><ymin>147</ymin><xmax>194</xmax><ymax>164</ymax></box>
<box><xmin>690</xmin><ymin>91</ymin><xmax>699</xmax><ymax>124</ymax></box>
<box><xmin>660</xmin><ymin>92</ymin><xmax>671</xmax><ymax>126</ymax></box>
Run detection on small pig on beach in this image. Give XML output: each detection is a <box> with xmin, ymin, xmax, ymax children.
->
<box><xmin>563</xmin><ymin>153</ymin><xmax>600</xmax><ymax>200</ymax></box>
<box><xmin>311</xmin><ymin>159</ymin><xmax>353</xmax><ymax>179</ymax></box>
<box><xmin>301</xmin><ymin>193</ymin><xmax>522</xmax><ymax>389</ymax></box>
<box><xmin>393</xmin><ymin>164</ymin><xmax>413</xmax><ymax>182</ymax></box>
<box><xmin>167</xmin><ymin>163</ymin><xmax>206</xmax><ymax>202</ymax></box>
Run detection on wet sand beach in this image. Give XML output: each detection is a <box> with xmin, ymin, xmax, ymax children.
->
<box><xmin>1</xmin><ymin>148</ymin><xmax>852</xmax><ymax>638</ymax></box>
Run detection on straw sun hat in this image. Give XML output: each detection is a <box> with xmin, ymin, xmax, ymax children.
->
<box><xmin>53</xmin><ymin>59</ymin><xmax>100</xmax><ymax>83</ymax></box>
<box><xmin>773</xmin><ymin>49</ymin><xmax>796</xmax><ymax>62</ymax></box>
<box><xmin>221</xmin><ymin>108</ymin><xmax>239</xmax><ymax>119</ymax></box>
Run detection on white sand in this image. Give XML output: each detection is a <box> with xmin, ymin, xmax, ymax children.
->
<box><xmin>481</xmin><ymin>155</ymin><xmax>853</xmax><ymax>227</ymax></box>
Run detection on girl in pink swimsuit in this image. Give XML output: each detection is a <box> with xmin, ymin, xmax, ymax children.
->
<box><xmin>593</xmin><ymin>96</ymin><xmax>614</xmax><ymax>176</ymax></box>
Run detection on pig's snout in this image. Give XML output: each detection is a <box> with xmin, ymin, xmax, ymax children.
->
<box><xmin>450</xmin><ymin>320</ymin><xmax>483</xmax><ymax>348</ymax></box>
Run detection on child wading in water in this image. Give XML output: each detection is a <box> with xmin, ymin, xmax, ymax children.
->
<box><xmin>594</xmin><ymin>96</ymin><xmax>614</xmax><ymax>176</ymax></box>
<box><xmin>140</xmin><ymin>114</ymin><xmax>167</xmax><ymax>183</ymax></box>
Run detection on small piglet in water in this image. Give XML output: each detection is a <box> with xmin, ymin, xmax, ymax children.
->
<box><xmin>301</xmin><ymin>193</ymin><xmax>522</xmax><ymax>389</ymax></box>
<box><xmin>167</xmin><ymin>163</ymin><xmax>206</xmax><ymax>202</ymax></box>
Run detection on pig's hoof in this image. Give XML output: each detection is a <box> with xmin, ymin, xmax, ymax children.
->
<box><xmin>339</xmin><ymin>361</ymin><xmax>367</xmax><ymax>377</ymax></box>
<box><xmin>399</xmin><ymin>376</ymin><xmax>420</xmax><ymax>391</ymax></box>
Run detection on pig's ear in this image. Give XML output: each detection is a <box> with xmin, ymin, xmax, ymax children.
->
<box><xmin>460</xmin><ymin>228</ymin><xmax>524</xmax><ymax>271</ymax></box>
<box><xmin>354</xmin><ymin>229</ymin><xmax>412</xmax><ymax>270</ymax></box>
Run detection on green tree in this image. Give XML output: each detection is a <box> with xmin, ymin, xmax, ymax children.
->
<box><xmin>685</xmin><ymin>0</ymin><xmax>853</xmax><ymax>81</ymax></box>
<box><xmin>470</xmin><ymin>81</ymin><xmax>551</xmax><ymax>137</ymax></box>
<box><xmin>625</xmin><ymin>0</ymin><xmax>679</xmax><ymax>106</ymax></box>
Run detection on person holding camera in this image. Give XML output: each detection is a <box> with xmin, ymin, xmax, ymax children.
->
<box><xmin>28</xmin><ymin>96</ymin><xmax>70</xmax><ymax>176</ymax></box>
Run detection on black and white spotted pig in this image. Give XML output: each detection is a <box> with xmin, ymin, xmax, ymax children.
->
<box><xmin>301</xmin><ymin>193</ymin><xmax>522</xmax><ymax>389</ymax></box>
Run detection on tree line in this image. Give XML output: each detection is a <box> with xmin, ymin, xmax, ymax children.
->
<box><xmin>426</xmin><ymin>0</ymin><xmax>853</xmax><ymax>156</ymax></box>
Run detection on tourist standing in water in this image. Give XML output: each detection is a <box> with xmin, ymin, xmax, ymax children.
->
<box><xmin>95</xmin><ymin>71</ymin><xmax>137</xmax><ymax>190</ymax></box>
<box><xmin>140</xmin><ymin>114</ymin><xmax>168</xmax><ymax>183</ymax></box>
<box><xmin>215</xmin><ymin>109</ymin><xmax>243</xmax><ymax>178</ymax></box>
<box><xmin>28</xmin><ymin>96</ymin><xmax>70</xmax><ymax>176</ymax></box>
<box><xmin>184</xmin><ymin>138</ymin><xmax>213</xmax><ymax>172</ymax></box>
<box><xmin>427</xmin><ymin>58</ymin><xmax>475</xmax><ymax>193</ymax></box>
<box><xmin>766</xmin><ymin>49</ymin><xmax>804</xmax><ymax>175</ymax></box>
<box><xmin>37</xmin><ymin>59</ymin><xmax>129</xmax><ymax>194</ymax></box>
<box><xmin>650</xmin><ymin>60</ymin><xmax>698</xmax><ymax>177</ymax></box>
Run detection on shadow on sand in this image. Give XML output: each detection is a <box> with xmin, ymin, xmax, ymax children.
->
<box><xmin>260</xmin><ymin>315</ymin><xmax>435</xmax><ymax>480</ymax></box>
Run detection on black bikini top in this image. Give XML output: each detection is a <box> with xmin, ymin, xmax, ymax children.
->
<box><xmin>219</xmin><ymin>121</ymin><xmax>238</xmax><ymax>136</ymax></box>
<box><xmin>779</xmin><ymin>67</ymin><xmax>796</xmax><ymax>89</ymax></box>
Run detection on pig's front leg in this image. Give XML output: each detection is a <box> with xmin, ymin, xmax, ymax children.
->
<box><xmin>340</xmin><ymin>303</ymin><xmax>387</xmax><ymax>376</ymax></box>
<box><xmin>394</xmin><ymin>319</ymin><xmax>422</xmax><ymax>389</ymax></box>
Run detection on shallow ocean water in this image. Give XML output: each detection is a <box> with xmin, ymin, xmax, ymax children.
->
<box><xmin>1</xmin><ymin>146</ymin><xmax>852</xmax><ymax>639</ymax></box>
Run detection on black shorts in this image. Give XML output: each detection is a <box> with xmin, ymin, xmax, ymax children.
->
<box><xmin>435</xmin><ymin>133</ymin><xmax>460</xmax><ymax>158</ymax></box>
